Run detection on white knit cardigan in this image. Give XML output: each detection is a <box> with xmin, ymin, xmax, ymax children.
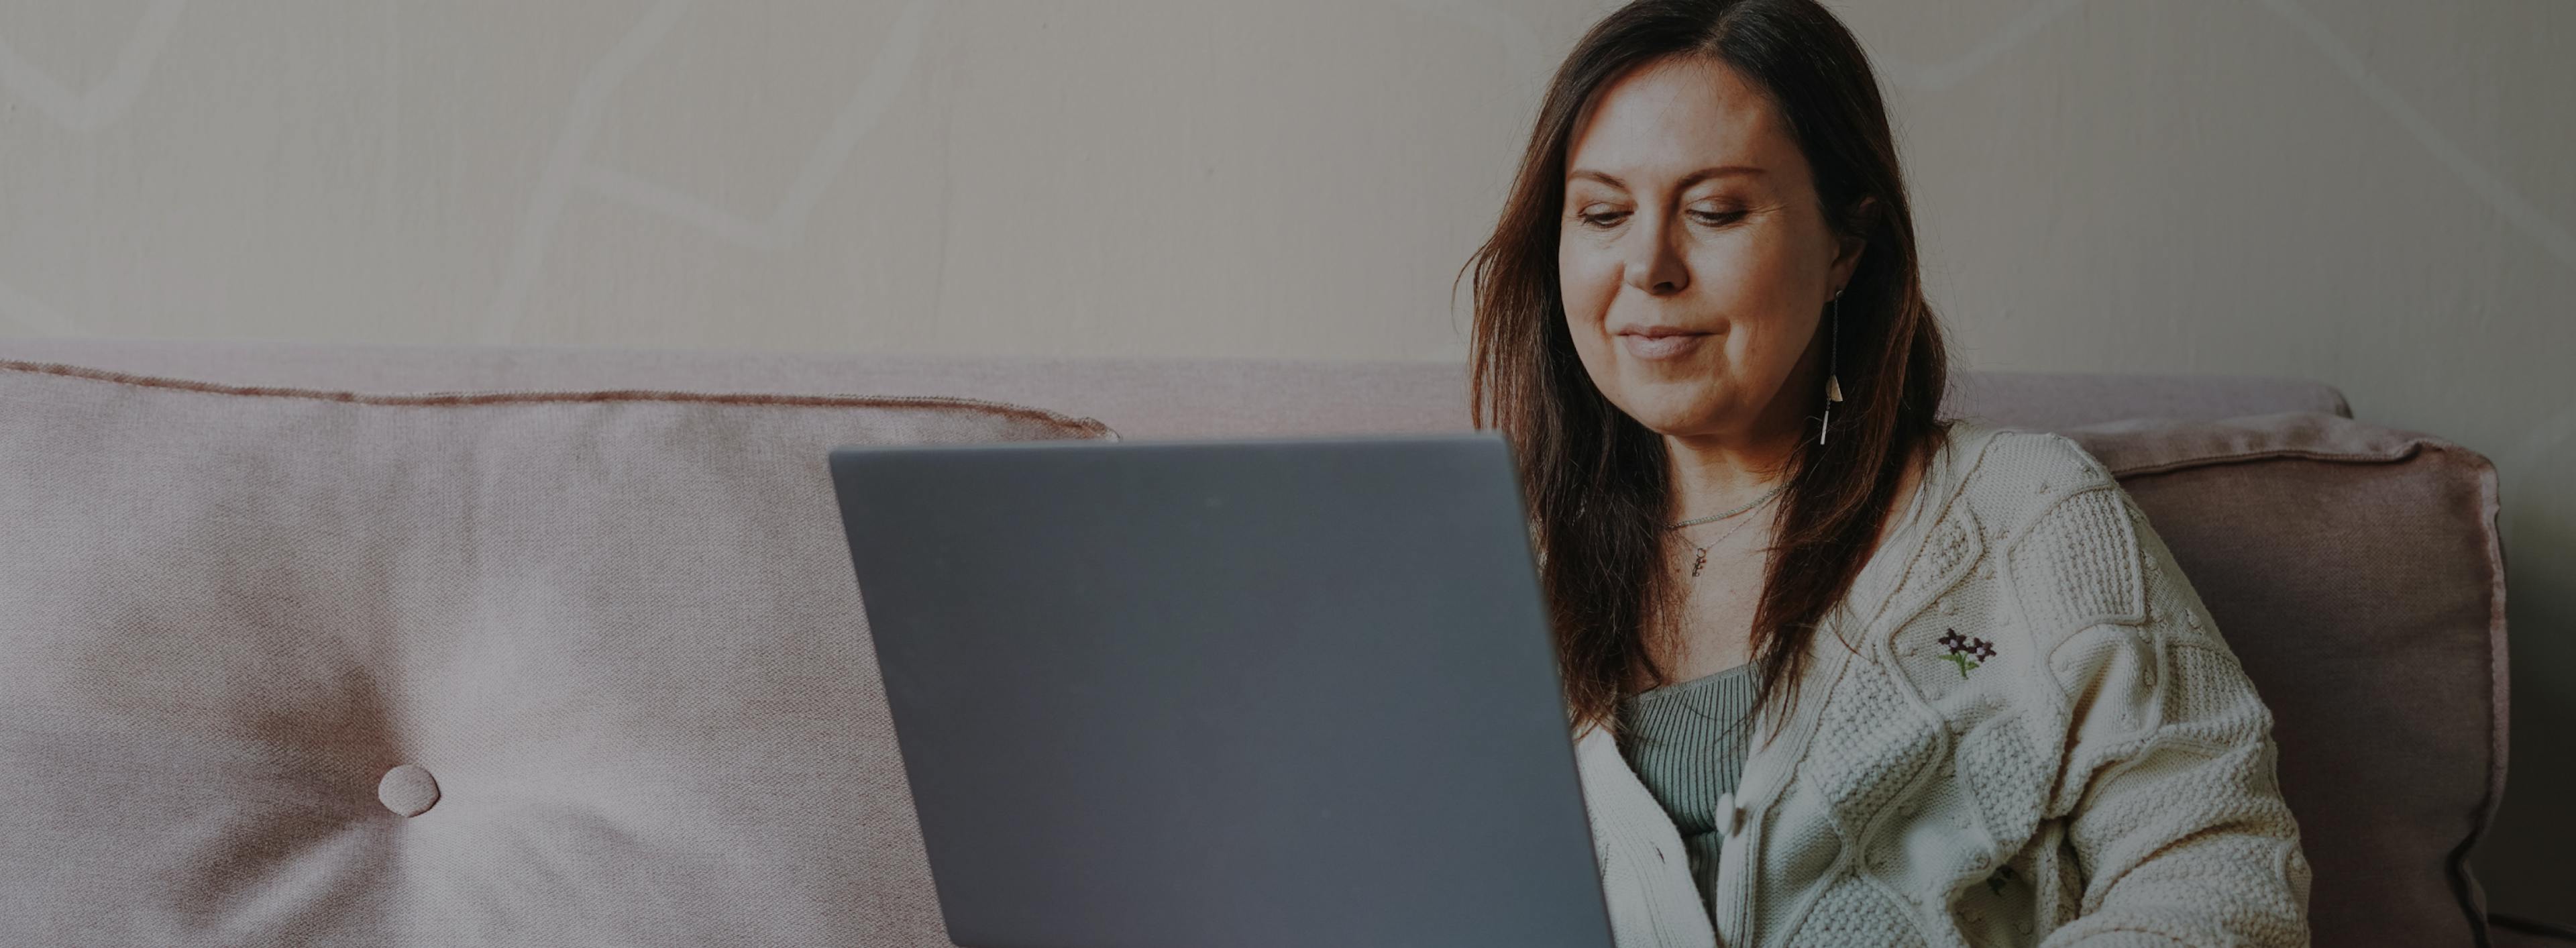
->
<box><xmin>1575</xmin><ymin>421</ymin><xmax>2312</xmax><ymax>947</ymax></box>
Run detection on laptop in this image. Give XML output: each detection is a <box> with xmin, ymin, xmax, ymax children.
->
<box><xmin>827</xmin><ymin>431</ymin><xmax>1612</xmax><ymax>948</ymax></box>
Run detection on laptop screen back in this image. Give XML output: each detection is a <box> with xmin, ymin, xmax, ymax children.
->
<box><xmin>828</xmin><ymin>433</ymin><xmax>1611</xmax><ymax>948</ymax></box>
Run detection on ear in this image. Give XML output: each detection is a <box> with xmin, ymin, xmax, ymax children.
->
<box><xmin>1827</xmin><ymin>196</ymin><xmax>1877</xmax><ymax>297</ymax></box>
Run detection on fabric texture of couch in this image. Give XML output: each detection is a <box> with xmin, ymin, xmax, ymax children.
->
<box><xmin>0</xmin><ymin>337</ymin><xmax>2535</xmax><ymax>947</ymax></box>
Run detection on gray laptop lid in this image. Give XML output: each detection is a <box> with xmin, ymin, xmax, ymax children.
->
<box><xmin>827</xmin><ymin>432</ymin><xmax>1611</xmax><ymax>948</ymax></box>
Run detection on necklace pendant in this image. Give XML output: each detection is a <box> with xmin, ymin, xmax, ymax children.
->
<box><xmin>1691</xmin><ymin>547</ymin><xmax>1707</xmax><ymax>577</ymax></box>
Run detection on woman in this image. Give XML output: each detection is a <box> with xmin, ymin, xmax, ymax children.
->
<box><xmin>1462</xmin><ymin>1</ymin><xmax>2312</xmax><ymax>945</ymax></box>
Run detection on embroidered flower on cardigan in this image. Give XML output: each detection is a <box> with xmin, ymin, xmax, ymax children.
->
<box><xmin>1986</xmin><ymin>864</ymin><xmax>2021</xmax><ymax>895</ymax></box>
<box><xmin>1938</xmin><ymin>629</ymin><xmax>1997</xmax><ymax>678</ymax></box>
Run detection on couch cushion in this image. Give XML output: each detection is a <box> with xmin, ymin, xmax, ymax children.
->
<box><xmin>2060</xmin><ymin>411</ymin><xmax>2508</xmax><ymax>948</ymax></box>
<box><xmin>0</xmin><ymin>360</ymin><xmax>1111</xmax><ymax>947</ymax></box>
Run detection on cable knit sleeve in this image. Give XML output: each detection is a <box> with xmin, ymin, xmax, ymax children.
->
<box><xmin>2007</xmin><ymin>439</ymin><xmax>2313</xmax><ymax>947</ymax></box>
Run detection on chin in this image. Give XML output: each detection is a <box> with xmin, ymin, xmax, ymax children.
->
<box><xmin>1615</xmin><ymin>387</ymin><xmax>1731</xmax><ymax>436</ymax></box>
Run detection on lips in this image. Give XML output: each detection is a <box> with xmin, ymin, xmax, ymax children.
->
<box><xmin>1615</xmin><ymin>325</ymin><xmax>1707</xmax><ymax>338</ymax></box>
<box><xmin>1615</xmin><ymin>326</ymin><xmax>1711</xmax><ymax>361</ymax></box>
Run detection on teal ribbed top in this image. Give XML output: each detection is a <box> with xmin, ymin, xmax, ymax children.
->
<box><xmin>1613</xmin><ymin>662</ymin><xmax>1758</xmax><ymax>922</ymax></box>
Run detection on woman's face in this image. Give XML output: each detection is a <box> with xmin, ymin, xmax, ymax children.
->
<box><xmin>1558</xmin><ymin>56</ymin><xmax>1860</xmax><ymax>443</ymax></box>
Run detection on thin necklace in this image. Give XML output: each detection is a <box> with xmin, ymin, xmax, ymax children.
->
<box><xmin>1669</xmin><ymin>481</ymin><xmax>1789</xmax><ymax>529</ymax></box>
<box><xmin>1670</xmin><ymin>482</ymin><xmax>1787</xmax><ymax>578</ymax></box>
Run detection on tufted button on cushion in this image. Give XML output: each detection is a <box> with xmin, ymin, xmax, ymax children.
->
<box><xmin>378</xmin><ymin>764</ymin><xmax>440</xmax><ymax>817</ymax></box>
<box><xmin>0</xmin><ymin>359</ymin><xmax>1114</xmax><ymax>947</ymax></box>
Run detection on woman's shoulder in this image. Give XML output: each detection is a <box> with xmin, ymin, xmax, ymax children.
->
<box><xmin>1936</xmin><ymin>420</ymin><xmax>2120</xmax><ymax>507</ymax></box>
<box><xmin>1903</xmin><ymin>421</ymin><xmax>2149</xmax><ymax>634</ymax></box>
<box><xmin>1937</xmin><ymin>422</ymin><xmax>2166</xmax><ymax>654</ymax></box>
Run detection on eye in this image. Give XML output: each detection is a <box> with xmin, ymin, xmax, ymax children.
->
<box><xmin>1576</xmin><ymin>209</ymin><xmax>1630</xmax><ymax>229</ymax></box>
<box><xmin>1690</xmin><ymin>209</ymin><xmax>1748</xmax><ymax>226</ymax></box>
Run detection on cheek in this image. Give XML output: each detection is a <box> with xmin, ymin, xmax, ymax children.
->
<box><xmin>1556</xmin><ymin>242</ymin><xmax>1621</xmax><ymax>325</ymax></box>
<box><xmin>1691</xmin><ymin>230</ymin><xmax>1797</xmax><ymax>311</ymax></box>
<box><xmin>1694</xmin><ymin>231</ymin><xmax>1824</xmax><ymax>376</ymax></box>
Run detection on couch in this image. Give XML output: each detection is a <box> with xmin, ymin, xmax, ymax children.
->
<box><xmin>0</xmin><ymin>337</ymin><xmax>2548</xmax><ymax>947</ymax></box>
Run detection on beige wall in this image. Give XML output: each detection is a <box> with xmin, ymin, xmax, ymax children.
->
<box><xmin>3</xmin><ymin>0</ymin><xmax>2569</xmax><ymax>916</ymax></box>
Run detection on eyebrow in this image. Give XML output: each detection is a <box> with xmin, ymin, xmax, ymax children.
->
<box><xmin>1567</xmin><ymin>165</ymin><xmax>1766</xmax><ymax>190</ymax></box>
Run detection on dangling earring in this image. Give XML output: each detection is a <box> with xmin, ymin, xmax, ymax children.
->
<box><xmin>1819</xmin><ymin>289</ymin><xmax>1844</xmax><ymax>445</ymax></box>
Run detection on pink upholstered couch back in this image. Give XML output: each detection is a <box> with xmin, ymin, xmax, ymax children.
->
<box><xmin>0</xmin><ymin>339</ymin><xmax>2510</xmax><ymax>947</ymax></box>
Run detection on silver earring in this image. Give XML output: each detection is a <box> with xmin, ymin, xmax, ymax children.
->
<box><xmin>1819</xmin><ymin>291</ymin><xmax>1843</xmax><ymax>445</ymax></box>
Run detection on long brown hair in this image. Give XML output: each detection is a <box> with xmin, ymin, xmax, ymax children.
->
<box><xmin>1463</xmin><ymin>0</ymin><xmax>1955</xmax><ymax>735</ymax></box>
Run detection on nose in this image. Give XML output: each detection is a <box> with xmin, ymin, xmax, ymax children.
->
<box><xmin>1621</xmin><ymin>211</ymin><xmax>1690</xmax><ymax>296</ymax></box>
